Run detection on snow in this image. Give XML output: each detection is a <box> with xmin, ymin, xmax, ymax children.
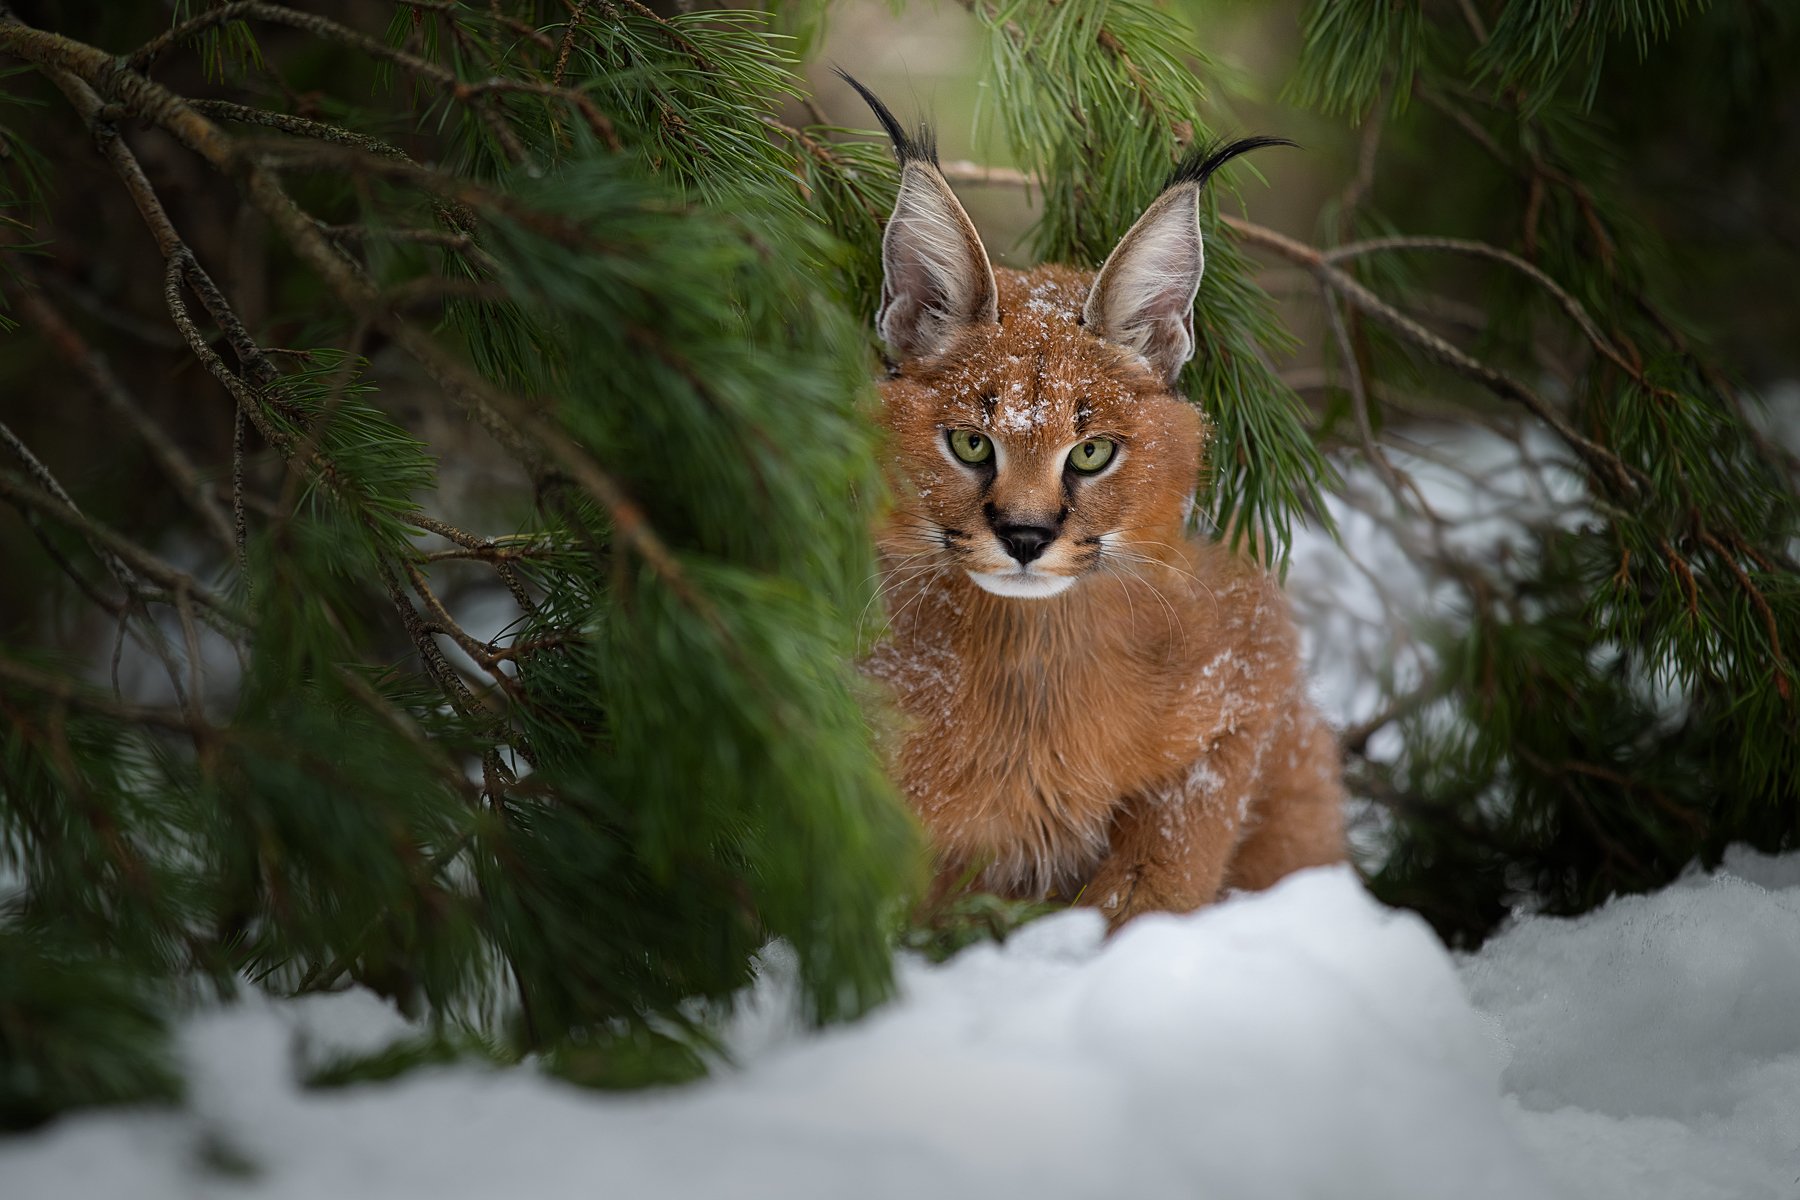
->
<box><xmin>1470</xmin><ymin>849</ymin><xmax>1800</xmax><ymax>1200</ymax></box>
<box><xmin>6</xmin><ymin>854</ymin><xmax>1800</xmax><ymax>1198</ymax></box>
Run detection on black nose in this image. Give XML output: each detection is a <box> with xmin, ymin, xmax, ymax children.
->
<box><xmin>996</xmin><ymin>524</ymin><xmax>1056</xmax><ymax>565</ymax></box>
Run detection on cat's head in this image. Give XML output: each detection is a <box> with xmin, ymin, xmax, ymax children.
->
<box><xmin>843</xmin><ymin>74</ymin><xmax>1285</xmax><ymax>600</ymax></box>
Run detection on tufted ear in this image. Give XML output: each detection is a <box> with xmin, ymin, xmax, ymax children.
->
<box><xmin>838</xmin><ymin>71</ymin><xmax>998</xmax><ymax>362</ymax></box>
<box><xmin>1083</xmin><ymin>185</ymin><xmax>1205</xmax><ymax>385</ymax></box>
<box><xmin>877</xmin><ymin>161</ymin><xmax>999</xmax><ymax>360</ymax></box>
<box><xmin>1084</xmin><ymin>137</ymin><xmax>1293</xmax><ymax>385</ymax></box>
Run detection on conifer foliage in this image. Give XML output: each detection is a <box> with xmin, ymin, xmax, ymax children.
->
<box><xmin>0</xmin><ymin>0</ymin><xmax>1795</xmax><ymax>1126</ymax></box>
<box><xmin>0</xmin><ymin>0</ymin><xmax>919</xmax><ymax>1123</ymax></box>
<box><xmin>1279</xmin><ymin>0</ymin><xmax>1800</xmax><ymax>942</ymax></box>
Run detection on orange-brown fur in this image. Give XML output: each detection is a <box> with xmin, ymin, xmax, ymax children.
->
<box><xmin>864</xmin><ymin>267</ymin><xmax>1345</xmax><ymax>926</ymax></box>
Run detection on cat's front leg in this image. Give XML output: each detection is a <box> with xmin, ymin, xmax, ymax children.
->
<box><xmin>1080</xmin><ymin>748</ymin><xmax>1254</xmax><ymax>928</ymax></box>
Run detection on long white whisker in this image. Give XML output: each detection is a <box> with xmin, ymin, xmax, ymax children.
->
<box><xmin>1100</xmin><ymin>531</ymin><xmax>1219</xmax><ymax>609</ymax></box>
<box><xmin>1100</xmin><ymin>557</ymin><xmax>1179</xmax><ymax>645</ymax></box>
<box><xmin>883</xmin><ymin>563</ymin><xmax>949</xmax><ymax>634</ymax></box>
<box><xmin>862</xmin><ymin>563</ymin><xmax>941</xmax><ymax>633</ymax></box>
<box><xmin>861</xmin><ymin>548</ymin><xmax>934</xmax><ymax>588</ymax></box>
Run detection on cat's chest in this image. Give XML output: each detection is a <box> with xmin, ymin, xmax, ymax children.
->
<box><xmin>862</xmin><ymin>576</ymin><xmax>1200</xmax><ymax>809</ymax></box>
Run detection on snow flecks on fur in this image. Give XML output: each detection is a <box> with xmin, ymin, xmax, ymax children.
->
<box><xmin>993</xmin><ymin>391</ymin><xmax>1055</xmax><ymax>435</ymax></box>
<box><xmin>1182</xmin><ymin>758</ymin><xmax>1226</xmax><ymax>804</ymax></box>
<box><xmin>863</xmin><ymin>636</ymin><xmax>962</xmax><ymax>715</ymax></box>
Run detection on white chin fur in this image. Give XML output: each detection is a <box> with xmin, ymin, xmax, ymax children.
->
<box><xmin>967</xmin><ymin>570</ymin><xmax>1077</xmax><ymax>599</ymax></box>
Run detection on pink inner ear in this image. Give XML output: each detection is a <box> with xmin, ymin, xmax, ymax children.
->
<box><xmin>876</xmin><ymin>165</ymin><xmax>998</xmax><ymax>362</ymax></box>
<box><xmin>1084</xmin><ymin>185</ymin><xmax>1205</xmax><ymax>383</ymax></box>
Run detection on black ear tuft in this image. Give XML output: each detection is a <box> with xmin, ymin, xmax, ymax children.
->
<box><xmin>833</xmin><ymin>67</ymin><xmax>938</xmax><ymax>167</ymax></box>
<box><xmin>1164</xmin><ymin>136</ymin><xmax>1296</xmax><ymax>192</ymax></box>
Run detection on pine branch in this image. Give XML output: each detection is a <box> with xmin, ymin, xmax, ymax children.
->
<box><xmin>0</xmin><ymin>654</ymin><xmax>215</xmax><ymax>738</ymax></box>
<box><xmin>1219</xmin><ymin>214</ymin><xmax>1647</xmax><ymax>500</ymax></box>
<box><xmin>0</xmin><ymin>2</ymin><xmax>919</xmax><ymax>1106</ymax></box>
<box><xmin>1322</xmin><ymin>235</ymin><xmax>1669</xmax><ymax>399</ymax></box>
<box><xmin>126</xmin><ymin>3</ymin><xmax>618</xmax><ymax>156</ymax></box>
<box><xmin>397</xmin><ymin>0</ymin><xmax>557</xmax><ymax>52</ymax></box>
<box><xmin>188</xmin><ymin>99</ymin><xmax>409</xmax><ymax>159</ymax></box>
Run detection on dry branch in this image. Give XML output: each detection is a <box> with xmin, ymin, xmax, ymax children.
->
<box><xmin>1219</xmin><ymin>214</ymin><xmax>1648</xmax><ymax>500</ymax></box>
<box><xmin>0</xmin><ymin>262</ymin><xmax>238</xmax><ymax>556</ymax></box>
<box><xmin>1324</xmin><ymin>235</ymin><xmax>1670</xmax><ymax>399</ymax></box>
<box><xmin>0</xmin><ymin>472</ymin><xmax>241</xmax><ymax>625</ymax></box>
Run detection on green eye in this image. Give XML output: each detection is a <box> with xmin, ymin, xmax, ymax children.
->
<box><xmin>948</xmin><ymin>429</ymin><xmax>994</xmax><ymax>465</ymax></box>
<box><xmin>1067</xmin><ymin>437</ymin><xmax>1116</xmax><ymax>474</ymax></box>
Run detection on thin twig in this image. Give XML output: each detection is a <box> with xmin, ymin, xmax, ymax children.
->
<box><xmin>1</xmin><ymin>260</ymin><xmax>238</xmax><ymax>555</ymax></box>
<box><xmin>1336</xmin><ymin>83</ymin><xmax>1387</xmax><ymax>237</ymax></box>
<box><xmin>938</xmin><ymin>160</ymin><xmax>1032</xmax><ymax>189</ymax></box>
<box><xmin>35</xmin><ymin>269</ymin><xmax>184</xmax><ymax>348</ymax></box>
<box><xmin>232</xmin><ymin>406</ymin><xmax>251</xmax><ymax>584</ymax></box>
<box><xmin>188</xmin><ymin>99</ymin><xmax>409</xmax><ymax>159</ymax></box>
<box><xmin>1321</xmin><ymin>284</ymin><xmax>1415</xmax><ymax>514</ymax></box>
<box><xmin>398</xmin><ymin>0</ymin><xmax>555</xmax><ymax>51</ymax></box>
<box><xmin>1454</xmin><ymin>0</ymin><xmax>1489</xmax><ymax>42</ymax></box>
<box><xmin>1324</xmin><ymin>235</ymin><xmax>1671</xmax><ymax>399</ymax></box>
<box><xmin>379</xmin><ymin>559</ymin><xmax>486</xmax><ymax>717</ymax></box>
<box><xmin>0</xmin><ymin>420</ymin><xmax>139</xmax><ymax>591</ymax></box>
<box><xmin>1695</xmin><ymin>527</ymin><xmax>1793</xmax><ymax>702</ymax></box>
<box><xmin>164</xmin><ymin>254</ymin><xmax>291</xmax><ymax>455</ymax></box>
<box><xmin>0</xmin><ymin>471</ymin><xmax>242</xmax><ymax>623</ymax></box>
<box><xmin>552</xmin><ymin>0</ymin><xmax>587</xmax><ymax>88</ymax></box>
<box><xmin>1341</xmin><ymin>686</ymin><xmax>1439</xmax><ymax>759</ymax></box>
<box><xmin>1220</xmin><ymin>213</ymin><xmax>1647</xmax><ymax>501</ymax></box>
<box><xmin>404</xmin><ymin>559</ymin><xmax>526</xmax><ymax>699</ymax></box>
<box><xmin>176</xmin><ymin>584</ymin><xmax>204</xmax><ymax>724</ymax></box>
<box><xmin>0</xmin><ymin>422</ymin><xmax>203</xmax><ymax>703</ymax></box>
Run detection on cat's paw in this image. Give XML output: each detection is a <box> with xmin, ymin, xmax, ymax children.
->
<box><xmin>1079</xmin><ymin>864</ymin><xmax>1144</xmax><ymax>931</ymax></box>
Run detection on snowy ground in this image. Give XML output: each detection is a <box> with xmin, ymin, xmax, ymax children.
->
<box><xmin>4</xmin><ymin>853</ymin><xmax>1799</xmax><ymax>1198</ymax></box>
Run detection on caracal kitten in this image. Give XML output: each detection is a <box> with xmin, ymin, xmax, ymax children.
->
<box><xmin>846</xmin><ymin>76</ymin><xmax>1346</xmax><ymax>927</ymax></box>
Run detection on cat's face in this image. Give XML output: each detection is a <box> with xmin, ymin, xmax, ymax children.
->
<box><xmin>857</xmin><ymin>98</ymin><xmax>1228</xmax><ymax>600</ymax></box>
<box><xmin>879</xmin><ymin>267</ymin><xmax>1203</xmax><ymax>598</ymax></box>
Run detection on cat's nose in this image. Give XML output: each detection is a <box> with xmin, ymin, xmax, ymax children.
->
<box><xmin>996</xmin><ymin>524</ymin><xmax>1056</xmax><ymax>565</ymax></box>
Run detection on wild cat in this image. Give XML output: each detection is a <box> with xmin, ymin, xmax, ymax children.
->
<box><xmin>844</xmin><ymin>75</ymin><xmax>1346</xmax><ymax>927</ymax></box>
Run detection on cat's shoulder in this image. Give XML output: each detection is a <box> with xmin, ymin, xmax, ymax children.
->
<box><xmin>1177</xmin><ymin>535</ymin><xmax>1299</xmax><ymax>632</ymax></box>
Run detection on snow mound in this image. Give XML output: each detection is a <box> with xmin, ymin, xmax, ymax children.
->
<box><xmin>0</xmin><ymin>867</ymin><xmax>1551</xmax><ymax>1199</ymax></box>
<box><xmin>1466</xmin><ymin>847</ymin><xmax>1800</xmax><ymax>1200</ymax></box>
<box><xmin>5</xmin><ymin>857</ymin><xmax>1799</xmax><ymax>1199</ymax></box>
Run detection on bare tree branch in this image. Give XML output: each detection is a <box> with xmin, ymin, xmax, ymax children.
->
<box><xmin>0</xmin><ymin>258</ymin><xmax>238</xmax><ymax>556</ymax></box>
<box><xmin>1324</xmin><ymin>235</ymin><xmax>1671</xmax><ymax>399</ymax></box>
<box><xmin>0</xmin><ymin>471</ymin><xmax>242</xmax><ymax>626</ymax></box>
<box><xmin>1219</xmin><ymin>213</ymin><xmax>1649</xmax><ymax>501</ymax></box>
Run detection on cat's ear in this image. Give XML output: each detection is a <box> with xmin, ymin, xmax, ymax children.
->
<box><xmin>1083</xmin><ymin>185</ymin><xmax>1205</xmax><ymax>385</ymax></box>
<box><xmin>838</xmin><ymin>71</ymin><xmax>998</xmax><ymax>361</ymax></box>
<box><xmin>1084</xmin><ymin>137</ymin><xmax>1293</xmax><ymax>385</ymax></box>
<box><xmin>878</xmin><ymin>161</ymin><xmax>999</xmax><ymax>360</ymax></box>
